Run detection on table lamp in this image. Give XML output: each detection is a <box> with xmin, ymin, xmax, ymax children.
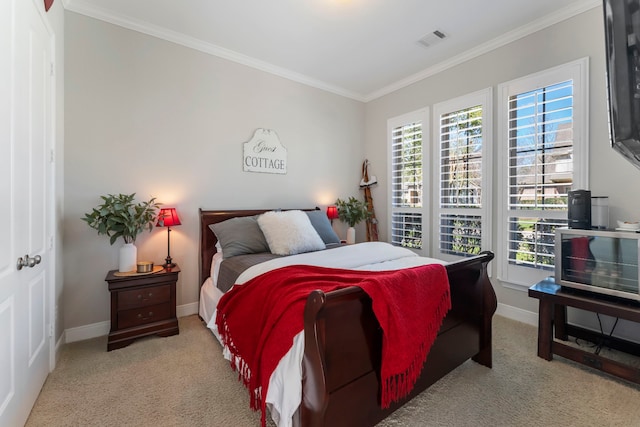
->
<box><xmin>156</xmin><ymin>207</ymin><xmax>181</xmax><ymax>268</ymax></box>
<box><xmin>326</xmin><ymin>205</ymin><xmax>339</xmax><ymax>224</ymax></box>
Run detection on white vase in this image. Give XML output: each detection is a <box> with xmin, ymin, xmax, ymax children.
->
<box><xmin>346</xmin><ymin>227</ymin><xmax>356</xmax><ymax>245</ymax></box>
<box><xmin>119</xmin><ymin>242</ymin><xmax>137</xmax><ymax>272</ymax></box>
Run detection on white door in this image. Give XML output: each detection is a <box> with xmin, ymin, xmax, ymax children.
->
<box><xmin>0</xmin><ymin>0</ymin><xmax>53</xmax><ymax>425</ymax></box>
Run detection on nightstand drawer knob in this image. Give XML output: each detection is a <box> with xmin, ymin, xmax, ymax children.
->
<box><xmin>137</xmin><ymin>311</ymin><xmax>154</xmax><ymax>320</ymax></box>
<box><xmin>148</xmin><ymin>292</ymin><xmax>153</xmax><ymax>297</ymax></box>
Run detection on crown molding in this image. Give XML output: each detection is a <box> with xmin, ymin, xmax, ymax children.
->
<box><xmin>363</xmin><ymin>0</ymin><xmax>601</xmax><ymax>102</ymax></box>
<box><xmin>63</xmin><ymin>0</ymin><xmax>600</xmax><ymax>103</ymax></box>
<box><xmin>62</xmin><ymin>0</ymin><xmax>366</xmax><ymax>101</ymax></box>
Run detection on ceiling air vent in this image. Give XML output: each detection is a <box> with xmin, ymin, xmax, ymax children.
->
<box><xmin>417</xmin><ymin>30</ymin><xmax>447</xmax><ymax>48</ymax></box>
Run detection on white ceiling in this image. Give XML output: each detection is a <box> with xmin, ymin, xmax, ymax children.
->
<box><xmin>62</xmin><ymin>0</ymin><xmax>601</xmax><ymax>101</ymax></box>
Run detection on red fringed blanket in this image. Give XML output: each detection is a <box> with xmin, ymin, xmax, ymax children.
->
<box><xmin>215</xmin><ymin>263</ymin><xmax>451</xmax><ymax>426</ymax></box>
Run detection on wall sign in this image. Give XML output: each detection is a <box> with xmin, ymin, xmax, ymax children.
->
<box><xmin>243</xmin><ymin>128</ymin><xmax>287</xmax><ymax>174</ymax></box>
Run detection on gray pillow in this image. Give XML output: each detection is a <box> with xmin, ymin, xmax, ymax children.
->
<box><xmin>209</xmin><ymin>216</ymin><xmax>270</xmax><ymax>258</ymax></box>
<box><xmin>306</xmin><ymin>210</ymin><xmax>341</xmax><ymax>245</ymax></box>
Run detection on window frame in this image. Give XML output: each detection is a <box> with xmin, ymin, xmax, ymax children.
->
<box><xmin>387</xmin><ymin>108</ymin><xmax>430</xmax><ymax>256</ymax></box>
<box><xmin>431</xmin><ymin>88</ymin><xmax>493</xmax><ymax>262</ymax></box>
<box><xmin>497</xmin><ymin>58</ymin><xmax>589</xmax><ymax>288</ymax></box>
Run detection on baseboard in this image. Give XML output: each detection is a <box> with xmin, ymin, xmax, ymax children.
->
<box><xmin>65</xmin><ymin>320</ymin><xmax>110</xmax><ymax>343</ymax></box>
<box><xmin>177</xmin><ymin>301</ymin><xmax>199</xmax><ymax>318</ymax></box>
<box><xmin>65</xmin><ymin>302</ymin><xmax>200</xmax><ymax>343</ymax></box>
<box><xmin>50</xmin><ymin>331</ymin><xmax>65</xmax><ymax>371</ymax></box>
<box><xmin>55</xmin><ymin>331</ymin><xmax>65</xmax><ymax>359</ymax></box>
<box><xmin>496</xmin><ymin>302</ymin><xmax>538</xmax><ymax>326</ymax></box>
<box><xmin>64</xmin><ymin>301</ymin><xmax>535</xmax><ymax>344</ymax></box>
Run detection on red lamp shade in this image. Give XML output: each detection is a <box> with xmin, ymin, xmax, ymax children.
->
<box><xmin>326</xmin><ymin>205</ymin><xmax>339</xmax><ymax>220</ymax></box>
<box><xmin>157</xmin><ymin>208</ymin><xmax>181</xmax><ymax>268</ymax></box>
<box><xmin>157</xmin><ymin>208</ymin><xmax>181</xmax><ymax>227</ymax></box>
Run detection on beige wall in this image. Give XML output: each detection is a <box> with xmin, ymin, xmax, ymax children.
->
<box><xmin>364</xmin><ymin>7</ymin><xmax>640</xmax><ymax>336</ymax></box>
<box><xmin>63</xmin><ymin>12</ymin><xmax>365</xmax><ymax>329</ymax></box>
<box><xmin>65</xmin><ymin>6</ymin><xmax>640</xmax><ymax>337</ymax></box>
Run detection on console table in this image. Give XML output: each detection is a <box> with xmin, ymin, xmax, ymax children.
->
<box><xmin>529</xmin><ymin>277</ymin><xmax>640</xmax><ymax>385</ymax></box>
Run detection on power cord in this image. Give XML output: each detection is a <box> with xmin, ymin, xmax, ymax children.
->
<box><xmin>573</xmin><ymin>314</ymin><xmax>619</xmax><ymax>354</ymax></box>
<box><xmin>594</xmin><ymin>313</ymin><xmax>619</xmax><ymax>355</ymax></box>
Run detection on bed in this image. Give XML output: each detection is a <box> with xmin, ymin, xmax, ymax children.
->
<box><xmin>198</xmin><ymin>208</ymin><xmax>497</xmax><ymax>427</ymax></box>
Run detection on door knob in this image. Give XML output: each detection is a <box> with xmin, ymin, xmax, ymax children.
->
<box><xmin>16</xmin><ymin>254</ymin><xmax>42</xmax><ymax>270</ymax></box>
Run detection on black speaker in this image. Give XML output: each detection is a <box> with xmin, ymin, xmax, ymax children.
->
<box><xmin>568</xmin><ymin>190</ymin><xmax>591</xmax><ymax>229</ymax></box>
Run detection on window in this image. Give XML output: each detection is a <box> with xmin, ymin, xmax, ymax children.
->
<box><xmin>433</xmin><ymin>89</ymin><xmax>492</xmax><ymax>261</ymax></box>
<box><xmin>498</xmin><ymin>58</ymin><xmax>589</xmax><ymax>286</ymax></box>
<box><xmin>388</xmin><ymin>109</ymin><xmax>429</xmax><ymax>254</ymax></box>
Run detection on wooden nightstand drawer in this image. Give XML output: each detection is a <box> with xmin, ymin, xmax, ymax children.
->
<box><xmin>117</xmin><ymin>302</ymin><xmax>171</xmax><ymax>330</ymax></box>
<box><xmin>117</xmin><ymin>284</ymin><xmax>170</xmax><ymax>310</ymax></box>
<box><xmin>106</xmin><ymin>265</ymin><xmax>180</xmax><ymax>351</ymax></box>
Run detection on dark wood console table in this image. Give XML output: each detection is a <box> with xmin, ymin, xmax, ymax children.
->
<box><xmin>529</xmin><ymin>277</ymin><xmax>640</xmax><ymax>385</ymax></box>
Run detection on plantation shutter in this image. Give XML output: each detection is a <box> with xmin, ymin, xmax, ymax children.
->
<box><xmin>390</xmin><ymin>113</ymin><xmax>426</xmax><ymax>250</ymax></box>
<box><xmin>437</xmin><ymin>105</ymin><xmax>483</xmax><ymax>256</ymax></box>
<box><xmin>506</xmin><ymin>80</ymin><xmax>574</xmax><ymax>270</ymax></box>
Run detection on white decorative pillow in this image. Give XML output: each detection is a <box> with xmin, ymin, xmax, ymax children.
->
<box><xmin>257</xmin><ymin>210</ymin><xmax>326</xmax><ymax>256</ymax></box>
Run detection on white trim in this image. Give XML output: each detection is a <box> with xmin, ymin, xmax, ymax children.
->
<box><xmin>54</xmin><ymin>331</ymin><xmax>65</xmax><ymax>364</ymax></box>
<box><xmin>177</xmin><ymin>301</ymin><xmax>199</xmax><ymax>318</ymax></box>
<box><xmin>65</xmin><ymin>320</ymin><xmax>110</xmax><ymax>343</ymax></box>
<box><xmin>431</xmin><ymin>88</ymin><xmax>493</xmax><ymax>263</ymax></box>
<box><xmin>61</xmin><ymin>0</ymin><xmax>599</xmax><ymax>102</ymax></box>
<box><xmin>496</xmin><ymin>57</ymin><xmax>589</xmax><ymax>287</ymax></box>
<box><xmin>387</xmin><ymin>108</ymin><xmax>430</xmax><ymax>256</ymax></box>
<box><xmin>496</xmin><ymin>303</ymin><xmax>538</xmax><ymax>326</ymax></box>
<box><xmin>65</xmin><ymin>302</ymin><xmax>199</xmax><ymax>343</ymax></box>
<box><xmin>365</xmin><ymin>1</ymin><xmax>600</xmax><ymax>101</ymax></box>
<box><xmin>48</xmin><ymin>31</ymin><xmax>58</xmax><ymax>374</ymax></box>
<box><xmin>62</xmin><ymin>0</ymin><xmax>364</xmax><ymax>101</ymax></box>
<box><xmin>64</xmin><ymin>301</ymin><xmax>640</xmax><ymax>350</ymax></box>
<box><xmin>496</xmin><ymin>304</ymin><xmax>640</xmax><ymax>345</ymax></box>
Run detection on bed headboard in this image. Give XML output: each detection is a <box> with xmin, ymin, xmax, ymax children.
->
<box><xmin>198</xmin><ymin>208</ymin><xmax>320</xmax><ymax>286</ymax></box>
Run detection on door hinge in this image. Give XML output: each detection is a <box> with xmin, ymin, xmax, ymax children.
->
<box><xmin>49</xmin><ymin>324</ymin><xmax>54</xmax><ymax>338</ymax></box>
<box><xmin>50</xmin><ymin>62</ymin><xmax>54</xmax><ymax>77</ymax></box>
<box><xmin>49</xmin><ymin>236</ymin><xmax>54</xmax><ymax>250</ymax></box>
<box><xmin>50</xmin><ymin>149</ymin><xmax>54</xmax><ymax>164</ymax></box>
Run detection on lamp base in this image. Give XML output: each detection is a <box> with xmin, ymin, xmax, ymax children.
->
<box><xmin>163</xmin><ymin>256</ymin><xmax>175</xmax><ymax>269</ymax></box>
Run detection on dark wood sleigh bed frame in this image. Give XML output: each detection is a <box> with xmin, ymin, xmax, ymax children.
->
<box><xmin>199</xmin><ymin>208</ymin><xmax>497</xmax><ymax>427</ymax></box>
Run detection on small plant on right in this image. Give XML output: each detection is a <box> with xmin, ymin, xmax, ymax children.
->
<box><xmin>335</xmin><ymin>197</ymin><xmax>370</xmax><ymax>228</ymax></box>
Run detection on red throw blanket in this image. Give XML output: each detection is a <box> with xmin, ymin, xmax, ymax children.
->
<box><xmin>215</xmin><ymin>263</ymin><xmax>451</xmax><ymax>426</ymax></box>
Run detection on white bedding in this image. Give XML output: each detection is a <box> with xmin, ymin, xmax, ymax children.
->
<box><xmin>201</xmin><ymin>241</ymin><xmax>444</xmax><ymax>427</ymax></box>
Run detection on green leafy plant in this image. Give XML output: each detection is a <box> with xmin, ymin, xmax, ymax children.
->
<box><xmin>335</xmin><ymin>196</ymin><xmax>370</xmax><ymax>228</ymax></box>
<box><xmin>82</xmin><ymin>193</ymin><xmax>160</xmax><ymax>245</ymax></box>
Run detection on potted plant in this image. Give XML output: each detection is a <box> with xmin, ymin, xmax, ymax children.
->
<box><xmin>335</xmin><ymin>196</ymin><xmax>370</xmax><ymax>244</ymax></box>
<box><xmin>82</xmin><ymin>193</ymin><xmax>160</xmax><ymax>272</ymax></box>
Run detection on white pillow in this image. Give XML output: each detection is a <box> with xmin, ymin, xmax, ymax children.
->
<box><xmin>257</xmin><ymin>210</ymin><xmax>326</xmax><ymax>256</ymax></box>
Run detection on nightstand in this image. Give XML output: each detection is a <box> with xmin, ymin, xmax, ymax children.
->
<box><xmin>105</xmin><ymin>265</ymin><xmax>180</xmax><ymax>351</ymax></box>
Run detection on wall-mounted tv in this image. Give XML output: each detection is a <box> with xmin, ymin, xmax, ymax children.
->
<box><xmin>603</xmin><ymin>0</ymin><xmax>640</xmax><ymax>169</ymax></box>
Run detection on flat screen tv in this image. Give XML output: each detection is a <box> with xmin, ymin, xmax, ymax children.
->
<box><xmin>604</xmin><ymin>0</ymin><xmax>640</xmax><ymax>169</ymax></box>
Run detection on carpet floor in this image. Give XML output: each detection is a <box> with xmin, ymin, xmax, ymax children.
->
<box><xmin>25</xmin><ymin>315</ymin><xmax>640</xmax><ymax>426</ymax></box>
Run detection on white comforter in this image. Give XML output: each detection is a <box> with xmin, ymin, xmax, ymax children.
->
<box><xmin>207</xmin><ymin>241</ymin><xmax>443</xmax><ymax>427</ymax></box>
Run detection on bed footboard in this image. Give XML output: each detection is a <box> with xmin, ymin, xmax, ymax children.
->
<box><xmin>298</xmin><ymin>251</ymin><xmax>496</xmax><ymax>427</ymax></box>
